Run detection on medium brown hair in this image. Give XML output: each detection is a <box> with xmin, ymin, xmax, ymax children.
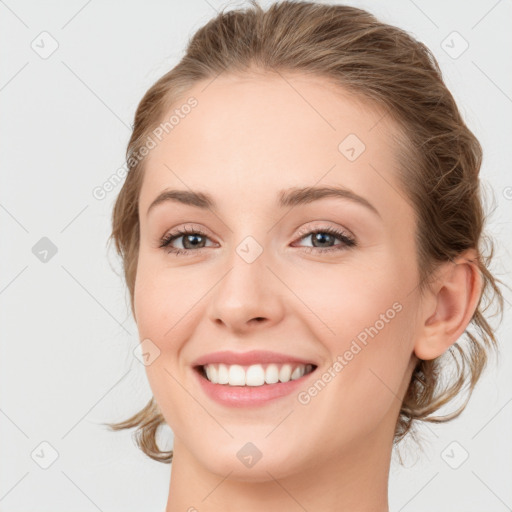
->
<box><xmin>104</xmin><ymin>0</ymin><xmax>505</xmax><ymax>463</ymax></box>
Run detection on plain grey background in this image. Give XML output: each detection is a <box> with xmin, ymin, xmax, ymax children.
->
<box><xmin>1</xmin><ymin>0</ymin><xmax>511</xmax><ymax>510</ymax></box>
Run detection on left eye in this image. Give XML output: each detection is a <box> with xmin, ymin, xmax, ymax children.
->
<box><xmin>293</xmin><ymin>227</ymin><xmax>356</xmax><ymax>253</ymax></box>
<box><xmin>159</xmin><ymin>225</ymin><xmax>356</xmax><ymax>256</ymax></box>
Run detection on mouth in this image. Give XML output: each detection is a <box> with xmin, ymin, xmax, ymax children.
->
<box><xmin>194</xmin><ymin>362</ymin><xmax>318</xmax><ymax>386</ymax></box>
<box><xmin>190</xmin><ymin>349</ymin><xmax>320</xmax><ymax>406</ymax></box>
<box><xmin>192</xmin><ymin>361</ymin><xmax>319</xmax><ymax>407</ymax></box>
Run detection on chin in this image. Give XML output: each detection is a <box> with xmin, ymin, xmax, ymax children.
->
<box><xmin>196</xmin><ymin>443</ymin><xmax>301</xmax><ymax>482</ymax></box>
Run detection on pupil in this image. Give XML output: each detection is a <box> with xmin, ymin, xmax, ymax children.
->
<box><xmin>184</xmin><ymin>234</ymin><xmax>203</xmax><ymax>249</ymax></box>
<box><xmin>313</xmin><ymin>233</ymin><xmax>332</xmax><ymax>247</ymax></box>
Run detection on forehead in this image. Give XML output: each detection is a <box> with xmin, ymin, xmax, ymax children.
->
<box><xmin>139</xmin><ymin>72</ymin><xmax>406</xmax><ymax>220</ymax></box>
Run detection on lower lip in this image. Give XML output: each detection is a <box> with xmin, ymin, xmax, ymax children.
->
<box><xmin>193</xmin><ymin>367</ymin><xmax>316</xmax><ymax>407</ymax></box>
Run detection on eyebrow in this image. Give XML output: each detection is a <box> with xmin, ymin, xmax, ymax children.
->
<box><xmin>146</xmin><ymin>185</ymin><xmax>381</xmax><ymax>218</ymax></box>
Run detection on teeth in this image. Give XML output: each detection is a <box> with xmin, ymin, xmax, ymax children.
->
<box><xmin>201</xmin><ymin>363</ymin><xmax>314</xmax><ymax>386</ymax></box>
<box><xmin>228</xmin><ymin>365</ymin><xmax>246</xmax><ymax>386</ymax></box>
<box><xmin>291</xmin><ymin>365</ymin><xmax>305</xmax><ymax>380</ymax></box>
<box><xmin>246</xmin><ymin>364</ymin><xmax>265</xmax><ymax>386</ymax></box>
<box><xmin>279</xmin><ymin>364</ymin><xmax>292</xmax><ymax>383</ymax></box>
<box><xmin>265</xmin><ymin>364</ymin><xmax>280</xmax><ymax>384</ymax></box>
<box><xmin>217</xmin><ymin>364</ymin><xmax>229</xmax><ymax>384</ymax></box>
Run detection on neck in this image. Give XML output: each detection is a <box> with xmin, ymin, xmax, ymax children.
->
<box><xmin>165</xmin><ymin>423</ymin><xmax>393</xmax><ymax>512</ymax></box>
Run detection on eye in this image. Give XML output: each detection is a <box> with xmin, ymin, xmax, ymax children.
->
<box><xmin>159</xmin><ymin>224</ymin><xmax>356</xmax><ymax>256</ymax></box>
<box><xmin>159</xmin><ymin>224</ymin><xmax>215</xmax><ymax>256</ymax></box>
<box><xmin>292</xmin><ymin>225</ymin><xmax>356</xmax><ymax>254</ymax></box>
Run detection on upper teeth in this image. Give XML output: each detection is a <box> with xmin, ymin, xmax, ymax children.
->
<box><xmin>203</xmin><ymin>363</ymin><xmax>314</xmax><ymax>386</ymax></box>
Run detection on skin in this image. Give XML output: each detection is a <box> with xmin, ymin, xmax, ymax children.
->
<box><xmin>133</xmin><ymin>71</ymin><xmax>482</xmax><ymax>512</ymax></box>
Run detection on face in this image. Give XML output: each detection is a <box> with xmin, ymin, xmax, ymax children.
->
<box><xmin>134</xmin><ymin>72</ymin><xmax>421</xmax><ymax>481</ymax></box>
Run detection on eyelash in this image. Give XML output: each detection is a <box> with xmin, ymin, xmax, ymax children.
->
<box><xmin>158</xmin><ymin>224</ymin><xmax>356</xmax><ymax>257</ymax></box>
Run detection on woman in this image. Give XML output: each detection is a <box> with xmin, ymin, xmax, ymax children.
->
<box><xmin>106</xmin><ymin>1</ymin><xmax>505</xmax><ymax>510</ymax></box>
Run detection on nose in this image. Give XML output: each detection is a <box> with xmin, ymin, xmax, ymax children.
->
<box><xmin>205</xmin><ymin>253</ymin><xmax>286</xmax><ymax>334</ymax></box>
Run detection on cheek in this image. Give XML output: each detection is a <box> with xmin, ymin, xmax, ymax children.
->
<box><xmin>301</xmin><ymin>308</ymin><xmax>414</xmax><ymax>448</ymax></box>
<box><xmin>132</xmin><ymin>258</ymin><xmax>191</xmax><ymax>415</ymax></box>
<box><xmin>289</xmin><ymin>252</ymin><xmax>407</xmax><ymax>344</ymax></box>
<box><xmin>293</xmin><ymin>256</ymin><xmax>414</xmax><ymax>421</ymax></box>
<box><xmin>133</xmin><ymin>253</ymin><xmax>193</xmax><ymax>337</ymax></box>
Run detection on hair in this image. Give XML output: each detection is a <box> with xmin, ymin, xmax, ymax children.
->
<box><xmin>104</xmin><ymin>0</ymin><xmax>506</xmax><ymax>464</ymax></box>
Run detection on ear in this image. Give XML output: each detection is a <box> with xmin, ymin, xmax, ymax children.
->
<box><xmin>413</xmin><ymin>249</ymin><xmax>483</xmax><ymax>361</ymax></box>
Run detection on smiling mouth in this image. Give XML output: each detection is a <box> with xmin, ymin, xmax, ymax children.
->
<box><xmin>194</xmin><ymin>362</ymin><xmax>318</xmax><ymax>387</ymax></box>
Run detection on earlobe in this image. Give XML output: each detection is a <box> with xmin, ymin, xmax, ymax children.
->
<box><xmin>413</xmin><ymin>250</ymin><xmax>482</xmax><ymax>361</ymax></box>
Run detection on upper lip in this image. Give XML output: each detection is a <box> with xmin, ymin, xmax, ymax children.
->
<box><xmin>192</xmin><ymin>350</ymin><xmax>318</xmax><ymax>367</ymax></box>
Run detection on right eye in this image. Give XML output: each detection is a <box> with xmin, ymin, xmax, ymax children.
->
<box><xmin>159</xmin><ymin>225</ymin><xmax>215</xmax><ymax>256</ymax></box>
